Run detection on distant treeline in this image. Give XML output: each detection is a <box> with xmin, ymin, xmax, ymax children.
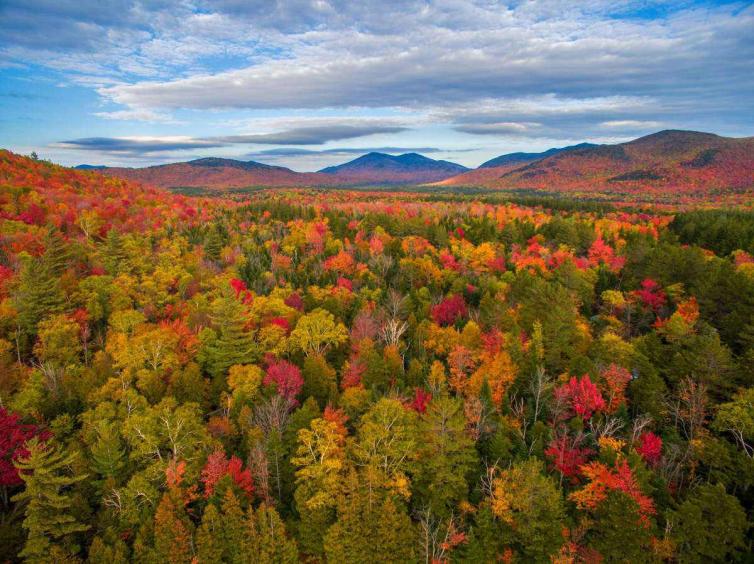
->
<box><xmin>669</xmin><ymin>210</ymin><xmax>754</xmax><ymax>255</ymax></box>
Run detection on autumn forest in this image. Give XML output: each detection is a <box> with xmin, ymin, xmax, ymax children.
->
<box><xmin>1</xmin><ymin>148</ymin><xmax>753</xmax><ymax>562</ymax></box>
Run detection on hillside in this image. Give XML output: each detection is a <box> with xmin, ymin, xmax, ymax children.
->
<box><xmin>478</xmin><ymin>143</ymin><xmax>596</xmax><ymax>168</ymax></box>
<box><xmin>98</xmin><ymin>157</ymin><xmax>339</xmax><ymax>190</ymax></box>
<box><xmin>94</xmin><ymin>152</ymin><xmax>469</xmax><ymax>189</ymax></box>
<box><xmin>318</xmin><ymin>152</ymin><xmax>468</xmax><ymax>183</ymax></box>
<box><xmin>438</xmin><ymin>131</ymin><xmax>754</xmax><ymax>196</ymax></box>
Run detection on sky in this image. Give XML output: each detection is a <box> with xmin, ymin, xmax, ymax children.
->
<box><xmin>1</xmin><ymin>0</ymin><xmax>753</xmax><ymax>171</ymax></box>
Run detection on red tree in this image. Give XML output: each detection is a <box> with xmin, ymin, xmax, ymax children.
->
<box><xmin>264</xmin><ymin>360</ymin><xmax>304</xmax><ymax>405</ymax></box>
<box><xmin>431</xmin><ymin>295</ymin><xmax>468</xmax><ymax>326</ymax></box>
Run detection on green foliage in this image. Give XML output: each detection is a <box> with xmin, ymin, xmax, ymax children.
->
<box><xmin>12</xmin><ymin>438</ymin><xmax>89</xmax><ymax>562</ymax></box>
<box><xmin>668</xmin><ymin>483</ymin><xmax>748</xmax><ymax>563</ymax></box>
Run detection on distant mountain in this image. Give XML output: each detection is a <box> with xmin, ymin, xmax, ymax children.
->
<box><xmin>319</xmin><ymin>152</ymin><xmax>468</xmax><ymax>183</ymax></box>
<box><xmin>95</xmin><ymin>152</ymin><xmax>468</xmax><ymax>189</ymax></box>
<box><xmin>435</xmin><ymin>130</ymin><xmax>754</xmax><ymax>196</ymax></box>
<box><xmin>98</xmin><ymin>157</ymin><xmax>340</xmax><ymax>189</ymax></box>
<box><xmin>75</xmin><ymin>164</ymin><xmax>107</xmax><ymax>170</ymax></box>
<box><xmin>478</xmin><ymin>143</ymin><xmax>596</xmax><ymax>168</ymax></box>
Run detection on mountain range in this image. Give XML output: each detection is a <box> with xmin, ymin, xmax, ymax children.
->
<box><xmin>81</xmin><ymin>130</ymin><xmax>754</xmax><ymax>195</ymax></box>
<box><xmin>435</xmin><ymin>130</ymin><xmax>754</xmax><ymax>195</ymax></box>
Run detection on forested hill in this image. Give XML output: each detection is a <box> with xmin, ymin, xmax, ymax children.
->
<box><xmin>1</xmin><ymin>150</ymin><xmax>753</xmax><ymax>562</ymax></box>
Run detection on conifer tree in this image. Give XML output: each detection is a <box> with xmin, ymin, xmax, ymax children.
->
<box><xmin>89</xmin><ymin>421</ymin><xmax>127</xmax><ymax>486</ymax></box>
<box><xmin>204</xmin><ymin>227</ymin><xmax>224</xmax><ymax>262</ymax></box>
<box><xmin>101</xmin><ymin>228</ymin><xmax>126</xmax><ymax>275</ymax></box>
<box><xmin>12</xmin><ymin>438</ymin><xmax>89</xmax><ymax>562</ymax></box>
<box><xmin>324</xmin><ymin>472</ymin><xmax>415</xmax><ymax>563</ymax></box>
<box><xmin>246</xmin><ymin>503</ymin><xmax>299</xmax><ymax>563</ymax></box>
<box><xmin>152</xmin><ymin>492</ymin><xmax>194</xmax><ymax>564</ymax></box>
<box><xmin>413</xmin><ymin>394</ymin><xmax>477</xmax><ymax>517</ymax></box>
<box><xmin>202</xmin><ymin>294</ymin><xmax>257</xmax><ymax>392</ymax></box>
<box><xmin>13</xmin><ymin>254</ymin><xmax>65</xmax><ymax>348</ymax></box>
<box><xmin>195</xmin><ymin>503</ymin><xmax>224</xmax><ymax>564</ymax></box>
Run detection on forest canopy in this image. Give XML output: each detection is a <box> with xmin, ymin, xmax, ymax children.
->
<box><xmin>0</xmin><ymin>150</ymin><xmax>752</xmax><ymax>562</ymax></box>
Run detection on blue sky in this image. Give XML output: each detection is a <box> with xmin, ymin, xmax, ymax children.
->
<box><xmin>1</xmin><ymin>0</ymin><xmax>752</xmax><ymax>171</ymax></box>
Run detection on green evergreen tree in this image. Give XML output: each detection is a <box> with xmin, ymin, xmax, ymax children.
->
<box><xmin>101</xmin><ymin>229</ymin><xmax>127</xmax><ymax>275</ymax></box>
<box><xmin>12</xmin><ymin>438</ymin><xmax>89</xmax><ymax>563</ymax></box>
<box><xmin>246</xmin><ymin>503</ymin><xmax>299</xmax><ymax>563</ymax></box>
<box><xmin>324</xmin><ymin>472</ymin><xmax>416</xmax><ymax>563</ymax></box>
<box><xmin>195</xmin><ymin>503</ymin><xmax>224</xmax><ymax>564</ymax></box>
<box><xmin>669</xmin><ymin>483</ymin><xmax>748</xmax><ymax>563</ymax></box>
<box><xmin>586</xmin><ymin>490</ymin><xmax>654</xmax><ymax>563</ymax></box>
<box><xmin>202</xmin><ymin>294</ymin><xmax>257</xmax><ymax>392</ymax></box>
<box><xmin>204</xmin><ymin>227</ymin><xmax>224</xmax><ymax>262</ymax></box>
<box><xmin>301</xmin><ymin>354</ymin><xmax>338</xmax><ymax>409</ymax></box>
<box><xmin>89</xmin><ymin>421</ymin><xmax>127</xmax><ymax>487</ymax></box>
<box><xmin>13</xmin><ymin>254</ymin><xmax>65</xmax><ymax>348</ymax></box>
<box><xmin>413</xmin><ymin>395</ymin><xmax>478</xmax><ymax>517</ymax></box>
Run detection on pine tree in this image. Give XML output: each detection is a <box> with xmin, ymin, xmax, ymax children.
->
<box><xmin>13</xmin><ymin>254</ymin><xmax>65</xmax><ymax>348</ymax></box>
<box><xmin>152</xmin><ymin>491</ymin><xmax>194</xmax><ymax>564</ymax></box>
<box><xmin>101</xmin><ymin>228</ymin><xmax>126</xmax><ymax>275</ymax></box>
<box><xmin>246</xmin><ymin>503</ymin><xmax>299</xmax><ymax>563</ymax></box>
<box><xmin>12</xmin><ymin>438</ymin><xmax>89</xmax><ymax>562</ymax></box>
<box><xmin>42</xmin><ymin>226</ymin><xmax>72</xmax><ymax>278</ymax></box>
<box><xmin>324</xmin><ymin>472</ymin><xmax>415</xmax><ymax>563</ymax></box>
<box><xmin>89</xmin><ymin>421</ymin><xmax>127</xmax><ymax>486</ymax></box>
<box><xmin>203</xmin><ymin>294</ymin><xmax>257</xmax><ymax>383</ymax></box>
<box><xmin>414</xmin><ymin>394</ymin><xmax>478</xmax><ymax>517</ymax></box>
<box><xmin>195</xmin><ymin>503</ymin><xmax>224</xmax><ymax>564</ymax></box>
<box><xmin>204</xmin><ymin>227</ymin><xmax>224</xmax><ymax>262</ymax></box>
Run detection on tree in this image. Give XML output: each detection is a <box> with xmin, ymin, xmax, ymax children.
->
<box><xmin>289</xmin><ymin>308</ymin><xmax>348</xmax><ymax>357</ymax></box>
<box><xmin>12</xmin><ymin>438</ymin><xmax>89</xmax><ymax>562</ymax></box>
<box><xmin>201</xmin><ymin>293</ymin><xmax>257</xmax><ymax>387</ymax></box>
<box><xmin>13</xmin><ymin>254</ymin><xmax>65</xmax><ymax>350</ymax></box>
<box><xmin>246</xmin><ymin>503</ymin><xmax>299</xmax><ymax>563</ymax></box>
<box><xmin>413</xmin><ymin>395</ymin><xmax>477</xmax><ymax>516</ymax></box>
<box><xmin>489</xmin><ymin>459</ymin><xmax>566</xmax><ymax>561</ymax></box>
<box><xmin>301</xmin><ymin>354</ymin><xmax>338</xmax><ymax>409</ymax></box>
<box><xmin>324</xmin><ymin>471</ymin><xmax>416</xmax><ymax>563</ymax></box>
<box><xmin>292</xmin><ymin>415</ymin><xmax>347</xmax><ymax>557</ymax></box>
<box><xmin>195</xmin><ymin>502</ymin><xmax>224</xmax><ymax>563</ymax></box>
<box><xmin>352</xmin><ymin>398</ymin><xmax>418</xmax><ymax>500</ymax></box>
<box><xmin>1</xmin><ymin>408</ymin><xmax>45</xmax><ymax>507</ymax></box>
<box><xmin>152</xmin><ymin>490</ymin><xmax>194</xmax><ymax>564</ymax></box>
<box><xmin>585</xmin><ymin>490</ymin><xmax>655</xmax><ymax>563</ymax></box>
<box><xmin>713</xmin><ymin>387</ymin><xmax>754</xmax><ymax>458</ymax></box>
<box><xmin>669</xmin><ymin>483</ymin><xmax>747</xmax><ymax>563</ymax></box>
<box><xmin>264</xmin><ymin>360</ymin><xmax>304</xmax><ymax>406</ymax></box>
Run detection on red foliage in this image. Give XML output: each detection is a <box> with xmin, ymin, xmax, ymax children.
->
<box><xmin>284</xmin><ymin>292</ymin><xmax>304</xmax><ymax>311</ymax></box>
<box><xmin>572</xmin><ymin>460</ymin><xmax>656</xmax><ymax>527</ymax></box>
<box><xmin>409</xmin><ymin>387</ymin><xmax>432</xmax><ymax>413</ymax></box>
<box><xmin>263</xmin><ymin>360</ymin><xmax>304</xmax><ymax>404</ymax></box>
<box><xmin>634</xmin><ymin>278</ymin><xmax>666</xmax><ymax>312</ymax></box>
<box><xmin>545</xmin><ymin>435</ymin><xmax>593</xmax><ymax>483</ymax></box>
<box><xmin>431</xmin><ymin>294</ymin><xmax>468</xmax><ymax>326</ymax></box>
<box><xmin>230</xmin><ymin>278</ymin><xmax>253</xmax><ymax>305</ymax></box>
<box><xmin>268</xmin><ymin>316</ymin><xmax>291</xmax><ymax>334</ymax></box>
<box><xmin>200</xmin><ymin>449</ymin><xmax>254</xmax><ymax>499</ymax></box>
<box><xmin>636</xmin><ymin>432</ymin><xmax>663</xmax><ymax>466</ymax></box>
<box><xmin>555</xmin><ymin>375</ymin><xmax>606</xmax><ymax>420</ymax></box>
<box><xmin>587</xmin><ymin>237</ymin><xmax>625</xmax><ymax>272</ymax></box>
<box><xmin>600</xmin><ymin>364</ymin><xmax>632</xmax><ymax>413</ymax></box>
<box><xmin>0</xmin><ymin>408</ymin><xmax>47</xmax><ymax>487</ymax></box>
<box><xmin>341</xmin><ymin>359</ymin><xmax>366</xmax><ymax>390</ymax></box>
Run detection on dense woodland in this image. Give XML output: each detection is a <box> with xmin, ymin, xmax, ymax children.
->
<box><xmin>1</xmin><ymin>150</ymin><xmax>753</xmax><ymax>563</ymax></box>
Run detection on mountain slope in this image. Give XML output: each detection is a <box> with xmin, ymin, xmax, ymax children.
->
<box><xmin>319</xmin><ymin>152</ymin><xmax>468</xmax><ymax>183</ymax></box>
<box><xmin>478</xmin><ymin>143</ymin><xmax>596</xmax><ymax>168</ymax></box>
<box><xmin>98</xmin><ymin>157</ymin><xmax>338</xmax><ymax>189</ymax></box>
<box><xmin>437</xmin><ymin>131</ymin><xmax>754</xmax><ymax>196</ymax></box>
